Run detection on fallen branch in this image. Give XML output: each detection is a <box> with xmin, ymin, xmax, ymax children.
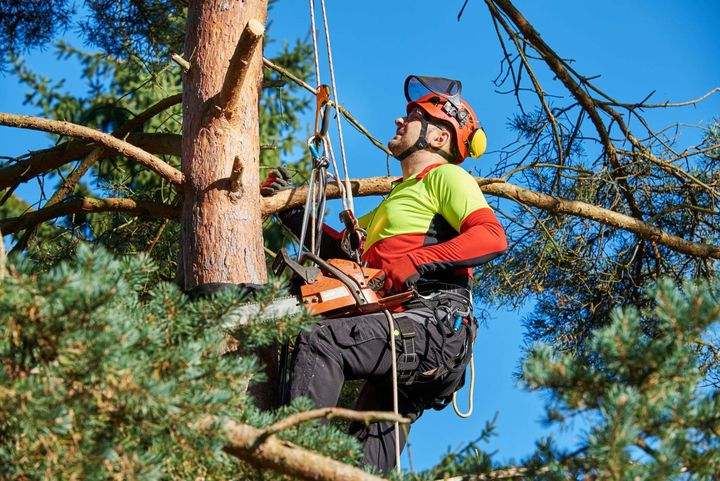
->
<box><xmin>0</xmin><ymin>197</ymin><xmax>179</xmax><ymax>235</ymax></box>
<box><xmin>198</xmin><ymin>416</ymin><xmax>388</xmax><ymax>481</ymax></box>
<box><xmin>0</xmin><ymin>113</ymin><xmax>184</xmax><ymax>188</ymax></box>
<box><xmin>262</xmin><ymin>176</ymin><xmax>720</xmax><ymax>259</ymax></box>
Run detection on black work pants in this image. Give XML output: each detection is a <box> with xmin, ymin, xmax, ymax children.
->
<box><xmin>288</xmin><ymin>305</ymin><xmax>474</xmax><ymax>474</ymax></box>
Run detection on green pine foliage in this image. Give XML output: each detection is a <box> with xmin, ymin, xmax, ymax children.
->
<box><xmin>0</xmin><ymin>246</ymin><xmax>360</xmax><ymax>479</ymax></box>
<box><xmin>520</xmin><ymin>279</ymin><xmax>720</xmax><ymax>479</ymax></box>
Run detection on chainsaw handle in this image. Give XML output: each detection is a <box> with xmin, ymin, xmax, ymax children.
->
<box><xmin>301</xmin><ymin>252</ymin><xmax>369</xmax><ymax>306</ymax></box>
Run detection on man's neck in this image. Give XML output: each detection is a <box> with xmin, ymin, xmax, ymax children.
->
<box><xmin>400</xmin><ymin>153</ymin><xmax>448</xmax><ymax>180</ymax></box>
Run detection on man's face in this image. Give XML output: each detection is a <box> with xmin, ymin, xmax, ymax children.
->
<box><xmin>388</xmin><ymin>108</ymin><xmax>426</xmax><ymax>158</ymax></box>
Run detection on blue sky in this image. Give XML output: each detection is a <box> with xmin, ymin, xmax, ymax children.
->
<box><xmin>1</xmin><ymin>0</ymin><xmax>719</xmax><ymax>473</ymax></box>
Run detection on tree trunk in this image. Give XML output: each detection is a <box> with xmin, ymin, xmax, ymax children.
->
<box><xmin>181</xmin><ymin>0</ymin><xmax>269</xmax><ymax>291</ymax></box>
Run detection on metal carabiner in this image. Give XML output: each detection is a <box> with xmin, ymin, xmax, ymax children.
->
<box><xmin>307</xmin><ymin>135</ymin><xmax>324</xmax><ymax>160</ymax></box>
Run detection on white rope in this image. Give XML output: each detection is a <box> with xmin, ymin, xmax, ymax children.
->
<box><xmin>323</xmin><ymin>138</ymin><xmax>349</xmax><ymax>212</ymax></box>
<box><xmin>452</xmin><ymin>353</ymin><xmax>475</xmax><ymax>418</ymax></box>
<box><xmin>308</xmin><ymin>0</ymin><xmax>321</xmax><ymax>87</ymax></box>
<box><xmin>308</xmin><ymin>0</ymin><xmax>350</xmax><ymax>213</ymax></box>
<box><xmin>383</xmin><ymin>309</ymin><xmax>402</xmax><ymax>474</ymax></box>
<box><xmin>318</xmin><ymin>0</ymin><xmax>354</xmax><ymax>213</ymax></box>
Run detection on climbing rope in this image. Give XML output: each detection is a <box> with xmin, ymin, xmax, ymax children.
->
<box><xmin>307</xmin><ymin>0</ymin><xmax>354</xmax><ymax>215</ymax></box>
<box><xmin>318</xmin><ymin>0</ymin><xmax>354</xmax><ymax>213</ymax></box>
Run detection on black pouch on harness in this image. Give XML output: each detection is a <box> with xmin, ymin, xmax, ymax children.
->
<box><xmin>403</xmin><ymin>290</ymin><xmax>476</xmax><ymax>385</ymax></box>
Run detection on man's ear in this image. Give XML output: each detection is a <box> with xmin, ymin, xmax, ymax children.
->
<box><xmin>428</xmin><ymin>128</ymin><xmax>452</xmax><ymax>150</ymax></box>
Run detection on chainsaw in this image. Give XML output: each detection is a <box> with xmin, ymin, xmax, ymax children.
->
<box><xmin>225</xmin><ymin>248</ymin><xmax>413</xmax><ymax>327</ymax></box>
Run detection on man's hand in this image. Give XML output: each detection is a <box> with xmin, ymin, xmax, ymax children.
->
<box><xmin>371</xmin><ymin>256</ymin><xmax>419</xmax><ymax>293</ymax></box>
<box><xmin>260</xmin><ymin>166</ymin><xmax>293</xmax><ymax>197</ymax></box>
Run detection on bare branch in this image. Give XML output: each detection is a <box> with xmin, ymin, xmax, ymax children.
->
<box><xmin>444</xmin><ymin>466</ymin><xmax>551</xmax><ymax>481</ymax></box>
<box><xmin>198</xmin><ymin>416</ymin><xmax>389</xmax><ymax>481</ymax></box>
<box><xmin>263</xmin><ymin>177</ymin><xmax>720</xmax><ymax>259</ymax></box>
<box><xmin>1</xmin><ymin>197</ymin><xmax>179</xmax><ymax>235</ymax></box>
<box><xmin>486</xmin><ymin>0</ymin><xmax>645</xmax><ymax>219</ymax></box>
<box><xmin>263</xmin><ymin>56</ymin><xmax>317</xmax><ymax>95</ymax></box>
<box><xmin>4</xmin><ymin>176</ymin><xmax>716</xmax><ymax>261</ymax></box>
<box><xmin>610</xmin><ymin>87</ymin><xmax>720</xmax><ymax>109</ymax></box>
<box><xmin>0</xmin><ymin>113</ymin><xmax>184</xmax><ymax>188</ymax></box>
<box><xmin>262</xmin><ymin>56</ymin><xmax>391</xmax><ymax>156</ymax></box>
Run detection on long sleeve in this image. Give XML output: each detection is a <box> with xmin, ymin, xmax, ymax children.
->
<box><xmin>407</xmin><ymin>207</ymin><xmax>507</xmax><ymax>275</ymax></box>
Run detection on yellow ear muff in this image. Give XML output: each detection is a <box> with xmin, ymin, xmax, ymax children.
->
<box><xmin>468</xmin><ymin>128</ymin><xmax>487</xmax><ymax>158</ymax></box>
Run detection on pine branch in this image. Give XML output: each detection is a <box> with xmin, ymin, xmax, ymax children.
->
<box><xmin>0</xmin><ymin>112</ymin><xmax>184</xmax><ymax>188</ymax></box>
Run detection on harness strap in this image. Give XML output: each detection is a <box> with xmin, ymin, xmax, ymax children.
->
<box><xmin>394</xmin><ymin>316</ymin><xmax>418</xmax><ymax>384</ymax></box>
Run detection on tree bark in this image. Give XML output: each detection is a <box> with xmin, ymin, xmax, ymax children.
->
<box><xmin>181</xmin><ymin>0</ymin><xmax>269</xmax><ymax>291</ymax></box>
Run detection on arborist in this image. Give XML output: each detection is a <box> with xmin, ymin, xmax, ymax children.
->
<box><xmin>261</xmin><ymin>76</ymin><xmax>507</xmax><ymax>473</ymax></box>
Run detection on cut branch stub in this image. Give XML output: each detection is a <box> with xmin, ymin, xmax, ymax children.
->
<box><xmin>219</xmin><ymin>19</ymin><xmax>265</xmax><ymax>115</ymax></box>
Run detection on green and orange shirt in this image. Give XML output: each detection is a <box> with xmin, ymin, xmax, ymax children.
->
<box><xmin>323</xmin><ymin>163</ymin><xmax>507</xmax><ymax>288</ymax></box>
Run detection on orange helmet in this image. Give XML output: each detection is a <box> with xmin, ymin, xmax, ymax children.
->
<box><xmin>403</xmin><ymin>75</ymin><xmax>487</xmax><ymax>164</ymax></box>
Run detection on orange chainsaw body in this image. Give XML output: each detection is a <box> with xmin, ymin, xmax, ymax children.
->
<box><xmin>273</xmin><ymin>249</ymin><xmax>413</xmax><ymax>318</ymax></box>
<box><xmin>300</xmin><ymin>259</ymin><xmax>412</xmax><ymax>317</ymax></box>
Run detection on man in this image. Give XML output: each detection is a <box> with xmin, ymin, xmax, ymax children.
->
<box><xmin>262</xmin><ymin>76</ymin><xmax>507</xmax><ymax>473</ymax></box>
